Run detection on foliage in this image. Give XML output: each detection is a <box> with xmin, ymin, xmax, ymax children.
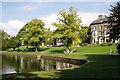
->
<box><xmin>17</xmin><ymin>19</ymin><xmax>46</xmax><ymax>52</ymax></box>
<box><xmin>44</xmin><ymin>28</ymin><xmax>54</xmax><ymax>46</ymax></box>
<box><xmin>8</xmin><ymin>37</ymin><xmax>21</xmax><ymax>51</ymax></box>
<box><xmin>80</xmin><ymin>26</ymin><xmax>90</xmax><ymax>43</ymax></box>
<box><xmin>0</xmin><ymin>30</ymin><xmax>10</xmax><ymax>39</ymax></box>
<box><xmin>0</xmin><ymin>30</ymin><xmax>10</xmax><ymax>50</ymax></box>
<box><xmin>80</xmin><ymin>43</ymin><xmax>88</xmax><ymax>46</ymax></box>
<box><xmin>108</xmin><ymin>2</ymin><xmax>120</xmax><ymax>42</ymax></box>
<box><xmin>52</xmin><ymin>7</ymin><xmax>82</xmax><ymax>49</ymax></box>
<box><xmin>1</xmin><ymin>39</ymin><xmax>10</xmax><ymax>50</ymax></box>
<box><xmin>101</xmin><ymin>42</ymin><xmax>112</xmax><ymax>46</ymax></box>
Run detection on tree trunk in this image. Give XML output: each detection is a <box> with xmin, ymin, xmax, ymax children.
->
<box><xmin>54</xmin><ymin>38</ymin><xmax>57</xmax><ymax>46</ymax></box>
<box><xmin>35</xmin><ymin>47</ymin><xmax>38</xmax><ymax>52</ymax></box>
<box><xmin>113</xmin><ymin>38</ymin><xmax>115</xmax><ymax>43</ymax></box>
<box><xmin>35</xmin><ymin>43</ymin><xmax>38</xmax><ymax>52</ymax></box>
<box><xmin>26</xmin><ymin>45</ymin><xmax>28</xmax><ymax>51</ymax></box>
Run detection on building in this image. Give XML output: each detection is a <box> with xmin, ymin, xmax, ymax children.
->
<box><xmin>90</xmin><ymin>15</ymin><xmax>110</xmax><ymax>44</ymax></box>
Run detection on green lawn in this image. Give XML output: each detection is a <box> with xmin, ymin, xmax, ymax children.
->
<box><xmin>7</xmin><ymin>45</ymin><xmax>117</xmax><ymax>54</ymax></box>
<box><xmin>31</xmin><ymin>55</ymin><xmax>119</xmax><ymax>78</ymax></box>
<box><xmin>2</xmin><ymin>45</ymin><xmax>119</xmax><ymax>79</ymax></box>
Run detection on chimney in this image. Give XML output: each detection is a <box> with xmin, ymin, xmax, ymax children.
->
<box><xmin>98</xmin><ymin>15</ymin><xmax>103</xmax><ymax>19</ymax></box>
<box><xmin>104</xmin><ymin>15</ymin><xmax>107</xmax><ymax>18</ymax></box>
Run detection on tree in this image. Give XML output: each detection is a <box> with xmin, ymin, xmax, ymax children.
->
<box><xmin>52</xmin><ymin>7</ymin><xmax>82</xmax><ymax>51</ymax></box>
<box><xmin>80</xmin><ymin>26</ymin><xmax>90</xmax><ymax>44</ymax></box>
<box><xmin>108</xmin><ymin>2</ymin><xmax>120</xmax><ymax>42</ymax></box>
<box><xmin>8</xmin><ymin>37</ymin><xmax>21</xmax><ymax>51</ymax></box>
<box><xmin>0</xmin><ymin>30</ymin><xmax>10</xmax><ymax>50</ymax></box>
<box><xmin>17</xmin><ymin>19</ymin><xmax>46</xmax><ymax>52</ymax></box>
<box><xmin>44</xmin><ymin>28</ymin><xmax>54</xmax><ymax>46</ymax></box>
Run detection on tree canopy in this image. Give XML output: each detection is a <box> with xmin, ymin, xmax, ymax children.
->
<box><xmin>17</xmin><ymin>19</ymin><xmax>46</xmax><ymax>52</ymax></box>
<box><xmin>8</xmin><ymin>37</ymin><xmax>21</xmax><ymax>51</ymax></box>
<box><xmin>109</xmin><ymin>1</ymin><xmax>120</xmax><ymax>42</ymax></box>
<box><xmin>0</xmin><ymin>30</ymin><xmax>10</xmax><ymax>39</ymax></box>
<box><xmin>80</xmin><ymin>26</ymin><xmax>90</xmax><ymax>44</ymax></box>
<box><xmin>52</xmin><ymin>7</ymin><xmax>82</xmax><ymax>49</ymax></box>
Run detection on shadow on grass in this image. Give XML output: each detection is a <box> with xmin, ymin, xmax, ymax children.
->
<box><xmin>50</xmin><ymin>49</ymin><xmax>65</xmax><ymax>54</ymax></box>
<box><xmin>53</xmin><ymin>55</ymin><xmax>119</xmax><ymax>79</ymax></box>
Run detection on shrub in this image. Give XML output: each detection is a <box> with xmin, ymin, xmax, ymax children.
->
<box><xmin>1</xmin><ymin>39</ymin><xmax>9</xmax><ymax>51</ymax></box>
<box><xmin>80</xmin><ymin>43</ymin><xmax>88</xmax><ymax>46</ymax></box>
<box><xmin>101</xmin><ymin>42</ymin><xmax>112</xmax><ymax>46</ymax></box>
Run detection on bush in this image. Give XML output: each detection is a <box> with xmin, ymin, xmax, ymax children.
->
<box><xmin>8</xmin><ymin>37</ymin><xmax>21</xmax><ymax>51</ymax></box>
<box><xmin>80</xmin><ymin>43</ymin><xmax>88</xmax><ymax>46</ymax></box>
<box><xmin>1</xmin><ymin>39</ymin><xmax>9</xmax><ymax>51</ymax></box>
<box><xmin>117</xmin><ymin>44</ymin><xmax>120</xmax><ymax>54</ymax></box>
<box><xmin>91</xmin><ymin>44</ymin><xmax>99</xmax><ymax>46</ymax></box>
<box><xmin>101</xmin><ymin>42</ymin><xmax>112</xmax><ymax>46</ymax></box>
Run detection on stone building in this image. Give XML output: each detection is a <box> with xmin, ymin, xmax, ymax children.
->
<box><xmin>90</xmin><ymin>15</ymin><xmax>110</xmax><ymax>44</ymax></box>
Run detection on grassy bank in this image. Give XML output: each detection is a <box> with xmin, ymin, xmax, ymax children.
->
<box><xmin>2</xmin><ymin>45</ymin><xmax>119</xmax><ymax>79</ymax></box>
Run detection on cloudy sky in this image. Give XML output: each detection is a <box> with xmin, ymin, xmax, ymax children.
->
<box><xmin>0</xmin><ymin>2</ymin><xmax>117</xmax><ymax>36</ymax></box>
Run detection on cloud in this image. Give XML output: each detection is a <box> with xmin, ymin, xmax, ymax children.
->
<box><xmin>0</xmin><ymin>23</ymin><xmax>4</xmax><ymax>30</ymax></box>
<box><xmin>80</xmin><ymin>12</ymin><xmax>109</xmax><ymax>26</ymax></box>
<box><xmin>39</xmin><ymin>12</ymin><xmax>108</xmax><ymax>29</ymax></box>
<box><xmin>1</xmin><ymin>12</ymin><xmax>109</xmax><ymax>37</ymax></box>
<box><xmin>18</xmin><ymin>3</ymin><xmax>37</xmax><ymax>11</ymax></box>
<box><xmin>78</xmin><ymin>12</ymin><xmax>100</xmax><ymax>26</ymax></box>
<box><xmin>0</xmin><ymin>20</ymin><xmax>26</xmax><ymax>36</ymax></box>
<box><xmin>38</xmin><ymin>13</ymin><xmax>60</xmax><ymax>30</ymax></box>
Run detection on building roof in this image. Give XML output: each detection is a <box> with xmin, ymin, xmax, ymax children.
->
<box><xmin>90</xmin><ymin>17</ymin><xmax>108</xmax><ymax>25</ymax></box>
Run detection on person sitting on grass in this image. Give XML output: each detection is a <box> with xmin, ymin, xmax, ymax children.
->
<box><xmin>109</xmin><ymin>49</ymin><xmax>113</xmax><ymax>55</ymax></box>
<box><xmin>64</xmin><ymin>49</ymin><xmax>77</xmax><ymax>55</ymax></box>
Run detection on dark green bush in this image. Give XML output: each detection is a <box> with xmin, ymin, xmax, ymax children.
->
<box><xmin>101</xmin><ymin>42</ymin><xmax>107</xmax><ymax>46</ymax></box>
<box><xmin>80</xmin><ymin>43</ymin><xmax>88</xmax><ymax>46</ymax></box>
<box><xmin>1</xmin><ymin>39</ymin><xmax>9</xmax><ymax>51</ymax></box>
<box><xmin>101</xmin><ymin>42</ymin><xmax>112</xmax><ymax>46</ymax></box>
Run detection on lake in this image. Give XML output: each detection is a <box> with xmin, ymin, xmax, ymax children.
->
<box><xmin>1</xmin><ymin>53</ymin><xmax>77</xmax><ymax>75</ymax></box>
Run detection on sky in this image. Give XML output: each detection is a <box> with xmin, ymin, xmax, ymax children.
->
<box><xmin>0</xmin><ymin>2</ymin><xmax>117</xmax><ymax>36</ymax></box>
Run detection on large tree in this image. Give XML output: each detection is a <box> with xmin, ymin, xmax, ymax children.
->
<box><xmin>52</xmin><ymin>7</ymin><xmax>82</xmax><ymax>51</ymax></box>
<box><xmin>109</xmin><ymin>2</ymin><xmax>120</xmax><ymax>42</ymax></box>
<box><xmin>17</xmin><ymin>19</ymin><xmax>46</xmax><ymax>52</ymax></box>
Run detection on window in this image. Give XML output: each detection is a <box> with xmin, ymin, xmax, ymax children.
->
<box><xmin>99</xmin><ymin>31</ymin><xmax>102</xmax><ymax>36</ymax></box>
<box><xmin>100</xmin><ymin>26</ymin><xmax>102</xmax><ymax>29</ymax></box>
<box><xmin>93</xmin><ymin>26</ymin><xmax>96</xmax><ymax>30</ymax></box>
<box><xmin>104</xmin><ymin>30</ymin><xmax>106</xmax><ymax>36</ymax></box>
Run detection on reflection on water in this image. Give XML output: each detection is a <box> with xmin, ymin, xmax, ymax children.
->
<box><xmin>2</xmin><ymin>54</ymin><xmax>75</xmax><ymax>74</ymax></box>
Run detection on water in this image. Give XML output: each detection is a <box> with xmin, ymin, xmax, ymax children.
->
<box><xmin>1</xmin><ymin>54</ymin><xmax>75</xmax><ymax>74</ymax></box>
